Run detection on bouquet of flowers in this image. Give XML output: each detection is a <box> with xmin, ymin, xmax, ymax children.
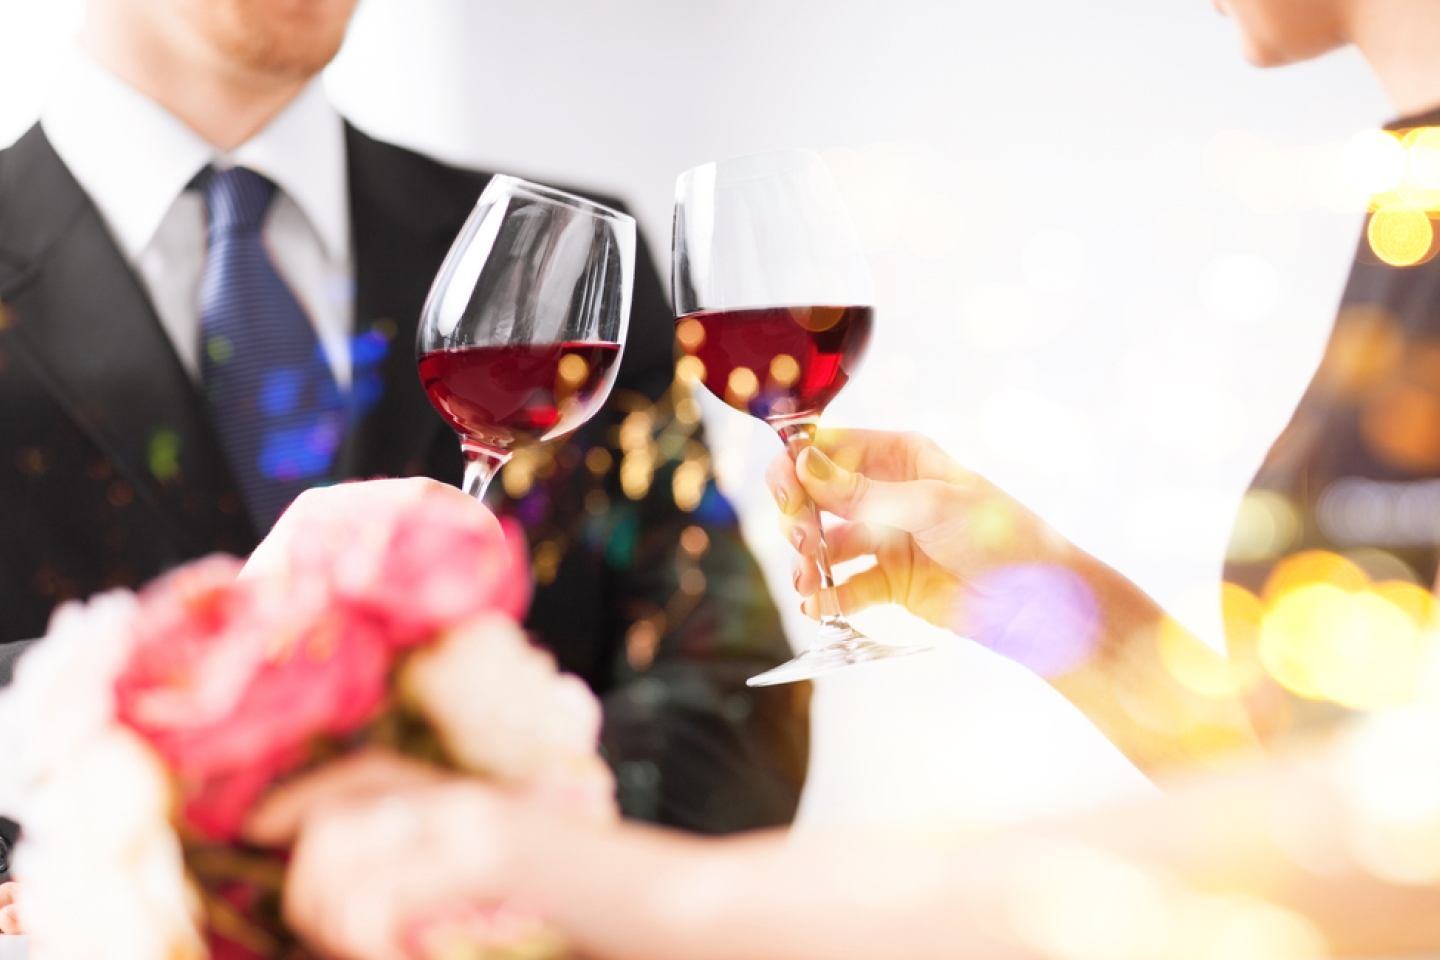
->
<box><xmin>0</xmin><ymin>479</ymin><xmax>614</xmax><ymax>960</ymax></box>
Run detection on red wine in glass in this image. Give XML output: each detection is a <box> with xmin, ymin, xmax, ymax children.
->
<box><xmin>673</xmin><ymin>149</ymin><xmax>930</xmax><ymax>686</ymax></box>
<box><xmin>674</xmin><ymin>306</ymin><xmax>872</xmax><ymax>425</ymax></box>
<box><xmin>416</xmin><ymin>175</ymin><xmax>635</xmax><ymax>501</ymax></box>
<box><xmin>419</xmin><ymin>341</ymin><xmax>623</xmax><ymax>451</ymax></box>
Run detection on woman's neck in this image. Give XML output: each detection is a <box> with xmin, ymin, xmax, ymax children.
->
<box><xmin>1349</xmin><ymin>0</ymin><xmax>1440</xmax><ymax>119</ymax></box>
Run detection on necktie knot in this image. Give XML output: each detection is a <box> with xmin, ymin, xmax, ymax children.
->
<box><xmin>204</xmin><ymin>166</ymin><xmax>276</xmax><ymax>236</ymax></box>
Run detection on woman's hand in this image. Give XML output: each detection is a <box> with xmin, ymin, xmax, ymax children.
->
<box><xmin>282</xmin><ymin>778</ymin><xmax>528</xmax><ymax>960</ymax></box>
<box><xmin>245</xmin><ymin>750</ymin><xmax>587</xmax><ymax>960</ymax></box>
<box><xmin>766</xmin><ymin>429</ymin><xmax>1059</xmax><ymax>626</ymax></box>
<box><xmin>0</xmin><ymin>881</ymin><xmax>20</xmax><ymax>935</ymax></box>
<box><xmin>242</xmin><ymin>749</ymin><xmax>452</xmax><ymax>849</ymax></box>
<box><xmin>247</xmin><ymin>751</ymin><xmax>529</xmax><ymax>960</ymax></box>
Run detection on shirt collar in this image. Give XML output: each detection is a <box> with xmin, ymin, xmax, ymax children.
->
<box><xmin>40</xmin><ymin>47</ymin><xmax>348</xmax><ymax>264</ymax></box>
<box><xmin>228</xmin><ymin>80</ymin><xmax>349</xmax><ymax>262</ymax></box>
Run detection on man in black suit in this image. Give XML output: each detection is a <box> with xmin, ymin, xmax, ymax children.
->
<box><xmin>0</xmin><ymin>0</ymin><xmax>806</xmax><ymax>837</ymax></box>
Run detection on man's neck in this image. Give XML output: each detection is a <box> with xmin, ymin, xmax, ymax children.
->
<box><xmin>1349</xmin><ymin>0</ymin><xmax>1440</xmax><ymax>119</ymax></box>
<box><xmin>78</xmin><ymin>5</ymin><xmax>309</xmax><ymax>152</ymax></box>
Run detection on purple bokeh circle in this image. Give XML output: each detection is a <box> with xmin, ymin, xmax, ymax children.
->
<box><xmin>955</xmin><ymin>563</ymin><xmax>1101</xmax><ymax>678</ymax></box>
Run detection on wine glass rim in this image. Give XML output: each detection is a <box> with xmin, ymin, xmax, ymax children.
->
<box><xmin>489</xmin><ymin>174</ymin><xmax>634</xmax><ymax>222</ymax></box>
<box><xmin>675</xmin><ymin>148</ymin><xmax>824</xmax><ymax>183</ymax></box>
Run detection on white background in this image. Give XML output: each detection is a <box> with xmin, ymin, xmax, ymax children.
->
<box><xmin>0</xmin><ymin>0</ymin><xmax>1391</xmax><ymax>829</ymax></box>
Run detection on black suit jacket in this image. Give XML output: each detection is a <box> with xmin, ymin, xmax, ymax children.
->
<box><xmin>0</xmin><ymin>123</ymin><xmax>808</xmax><ymax>833</ymax></box>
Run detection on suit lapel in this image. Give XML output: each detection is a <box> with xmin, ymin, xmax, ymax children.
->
<box><xmin>338</xmin><ymin>124</ymin><xmax>488</xmax><ymax>480</ymax></box>
<box><xmin>0</xmin><ymin>125</ymin><xmax>256</xmax><ymax>557</ymax></box>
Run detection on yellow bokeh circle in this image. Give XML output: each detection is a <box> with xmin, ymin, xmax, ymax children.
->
<box><xmin>1259</xmin><ymin>579</ymin><xmax>1428</xmax><ymax>709</ymax></box>
<box><xmin>1369</xmin><ymin>201</ymin><xmax>1434</xmax><ymax>266</ymax></box>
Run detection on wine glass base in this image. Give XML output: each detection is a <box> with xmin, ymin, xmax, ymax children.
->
<box><xmin>746</xmin><ymin>627</ymin><xmax>934</xmax><ymax>687</ymax></box>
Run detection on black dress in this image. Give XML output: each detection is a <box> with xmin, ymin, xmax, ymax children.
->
<box><xmin>1224</xmin><ymin>105</ymin><xmax>1440</xmax><ymax>734</ymax></box>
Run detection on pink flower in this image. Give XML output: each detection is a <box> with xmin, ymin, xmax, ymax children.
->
<box><xmin>114</xmin><ymin>479</ymin><xmax>534</xmax><ymax>840</ymax></box>
<box><xmin>245</xmin><ymin>478</ymin><xmax>531</xmax><ymax>648</ymax></box>
<box><xmin>115</xmin><ymin>557</ymin><xmax>394</xmax><ymax>839</ymax></box>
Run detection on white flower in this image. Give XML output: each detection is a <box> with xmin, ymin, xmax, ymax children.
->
<box><xmin>16</xmin><ymin>729</ymin><xmax>204</xmax><ymax>960</ymax></box>
<box><xmin>0</xmin><ymin>591</ymin><xmax>205</xmax><ymax>960</ymax></box>
<box><xmin>0</xmin><ymin>591</ymin><xmax>137</xmax><ymax>805</ymax></box>
<box><xmin>400</xmin><ymin>614</ymin><xmax>603</xmax><ymax>782</ymax></box>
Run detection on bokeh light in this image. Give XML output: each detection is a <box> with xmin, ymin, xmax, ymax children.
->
<box><xmin>1313</xmin><ymin>306</ymin><xmax>1402</xmax><ymax>400</ymax></box>
<box><xmin>1225</xmin><ymin>490</ymin><xmax>1300</xmax><ymax>564</ymax></box>
<box><xmin>1260</xmin><ymin>583</ymin><xmax>1422</xmax><ymax>708</ymax></box>
<box><xmin>147</xmin><ymin>430</ymin><xmax>182</xmax><ymax>484</ymax></box>
<box><xmin>1251</xmin><ymin>551</ymin><xmax>1438</xmax><ymax>709</ymax></box>
<box><xmin>1334</xmin><ymin>704</ymin><xmax>1440</xmax><ymax>884</ymax></box>
<box><xmin>1006</xmin><ymin>843</ymin><xmax>1170</xmax><ymax>960</ymax></box>
<box><xmin>1344</xmin><ymin>129</ymin><xmax>1406</xmax><ymax>196</ymax></box>
<box><xmin>1317</xmin><ymin>476</ymin><xmax>1440</xmax><ymax>548</ymax></box>
<box><xmin>1159</xmin><ymin>614</ymin><xmax>1242</xmax><ymax>699</ymax></box>
<box><xmin>1004</xmin><ymin>842</ymin><xmax>1327</xmax><ymax>960</ymax></box>
<box><xmin>1407</xmin><ymin>127</ymin><xmax>1440</xmax><ymax>189</ymax></box>
<box><xmin>1203</xmin><ymin>129</ymin><xmax>1367</xmax><ymax>214</ymax></box>
<box><xmin>1358</xmin><ymin>341</ymin><xmax>1440</xmax><ymax>471</ymax></box>
<box><xmin>1367</xmin><ymin>202</ymin><xmax>1433</xmax><ymax>267</ymax></box>
<box><xmin>957</xmin><ymin>564</ymin><xmax>1100</xmax><ymax>679</ymax></box>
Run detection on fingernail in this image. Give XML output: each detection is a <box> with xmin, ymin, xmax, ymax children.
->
<box><xmin>790</xmin><ymin>527</ymin><xmax>805</xmax><ymax>549</ymax></box>
<box><xmin>774</xmin><ymin>486</ymin><xmax>789</xmax><ymax>511</ymax></box>
<box><xmin>792</xmin><ymin>567</ymin><xmax>801</xmax><ymax>590</ymax></box>
<box><xmin>804</xmin><ymin>448</ymin><xmax>834</xmax><ymax>481</ymax></box>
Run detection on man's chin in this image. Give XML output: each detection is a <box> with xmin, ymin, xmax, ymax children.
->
<box><xmin>228</xmin><ymin>36</ymin><xmax>347</xmax><ymax>82</ymax></box>
<box><xmin>1240</xmin><ymin>43</ymin><xmax>1283</xmax><ymax>68</ymax></box>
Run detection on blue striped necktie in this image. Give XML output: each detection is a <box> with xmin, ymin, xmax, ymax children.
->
<box><xmin>198</xmin><ymin>166</ymin><xmax>344</xmax><ymax>535</ymax></box>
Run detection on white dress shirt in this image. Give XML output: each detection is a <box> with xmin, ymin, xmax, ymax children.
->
<box><xmin>40</xmin><ymin>49</ymin><xmax>355</xmax><ymax>387</ymax></box>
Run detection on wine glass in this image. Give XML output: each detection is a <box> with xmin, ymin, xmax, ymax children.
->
<box><xmin>418</xmin><ymin>175</ymin><xmax>636</xmax><ymax>500</ymax></box>
<box><xmin>673</xmin><ymin>149</ymin><xmax>933</xmax><ymax>687</ymax></box>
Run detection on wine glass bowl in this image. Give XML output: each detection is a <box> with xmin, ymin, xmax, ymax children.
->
<box><xmin>673</xmin><ymin>305</ymin><xmax>873</xmax><ymax>427</ymax></box>
<box><xmin>672</xmin><ymin>150</ymin><xmax>931</xmax><ymax>687</ymax></box>
<box><xmin>418</xmin><ymin>175</ymin><xmax>635</xmax><ymax>500</ymax></box>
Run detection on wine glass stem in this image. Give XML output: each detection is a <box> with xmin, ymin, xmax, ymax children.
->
<box><xmin>460</xmin><ymin>439</ymin><xmax>512</xmax><ymax>502</ymax></box>
<box><xmin>775</xmin><ymin>421</ymin><xmax>848</xmax><ymax>629</ymax></box>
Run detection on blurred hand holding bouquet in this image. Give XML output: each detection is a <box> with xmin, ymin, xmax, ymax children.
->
<box><xmin>0</xmin><ymin>478</ymin><xmax>613</xmax><ymax>960</ymax></box>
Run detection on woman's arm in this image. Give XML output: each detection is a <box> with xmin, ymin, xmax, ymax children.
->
<box><xmin>515</xmin><ymin>761</ymin><xmax>1440</xmax><ymax>960</ymax></box>
<box><xmin>765</xmin><ymin>429</ymin><xmax>1260</xmax><ymax>774</ymax></box>
<box><xmin>271</xmin><ymin>745</ymin><xmax>1440</xmax><ymax>960</ymax></box>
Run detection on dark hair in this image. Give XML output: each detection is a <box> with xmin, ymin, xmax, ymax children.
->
<box><xmin>0</xmin><ymin>817</ymin><xmax>16</xmax><ymax>882</ymax></box>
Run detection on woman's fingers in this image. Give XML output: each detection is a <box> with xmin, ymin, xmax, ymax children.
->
<box><xmin>283</xmin><ymin>782</ymin><xmax>519</xmax><ymax>960</ymax></box>
<box><xmin>789</xmin><ymin>522</ymin><xmax>891</xmax><ymax>595</ymax></box>
<box><xmin>284</xmin><ymin>795</ymin><xmax>415</xmax><ymax>960</ymax></box>
<box><xmin>244</xmin><ymin>749</ymin><xmax>448</xmax><ymax>848</ymax></box>
<box><xmin>768</xmin><ymin>429</ymin><xmax>969</xmax><ymax>518</ymax></box>
<box><xmin>812</xmin><ymin>429</ymin><xmax>970</xmax><ymax>483</ymax></box>
<box><xmin>0</xmin><ymin>882</ymin><xmax>19</xmax><ymax>935</ymax></box>
<box><xmin>809</xmin><ymin>429</ymin><xmax>918</xmax><ymax>479</ymax></box>
<box><xmin>777</xmin><ymin>504</ymin><xmax>898</xmax><ymax>564</ymax></box>
<box><xmin>767</xmin><ymin>430</ymin><xmax>919</xmax><ymax>516</ymax></box>
<box><xmin>765</xmin><ymin>450</ymin><xmax>805</xmax><ymax>518</ymax></box>
<box><xmin>797</xmin><ymin>448</ymin><xmax>966</xmax><ymax>535</ymax></box>
<box><xmin>798</xmin><ymin>565</ymin><xmax>897</xmax><ymax>619</ymax></box>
